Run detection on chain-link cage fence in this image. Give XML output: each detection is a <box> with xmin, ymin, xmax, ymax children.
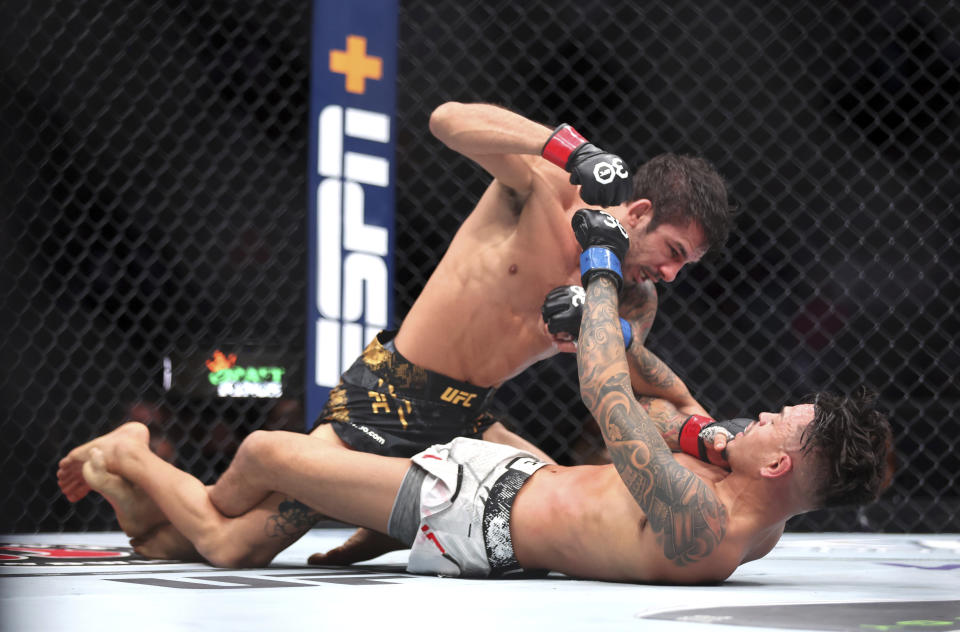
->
<box><xmin>1</xmin><ymin>1</ymin><xmax>957</xmax><ymax>534</ymax></box>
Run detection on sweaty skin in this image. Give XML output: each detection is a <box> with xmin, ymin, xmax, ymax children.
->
<box><xmin>58</xmin><ymin>102</ymin><xmax>715</xmax><ymax>567</ymax></box>
<box><xmin>57</xmin><ymin>274</ymin><xmax>810</xmax><ymax>582</ymax></box>
<box><xmin>395</xmin><ymin>173</ymin><xmax>583</xmax><ymax>385</ymax></box>
<box><xmin>395</xmin><ymin>102</ymin><xmax>585</xmax><ymax>385</ymax></box>
<box><xmin>508</xmin><ymin>454</ymin><xmax>784</xmax><ymax>583</ymax></box>
<box><xmin>61</xmin><ymin>416</ymin><xmax>791</xmax><ymax>582</ymax></box>
<box><xmin>395</xmin><ymin>102</ymin><xmax>707</xmax><ymax>388</ymax></box>
<box><xmin>500</xmin><ymin>276</ymin><xmax>799</xmax><ymax>584</ymax></box>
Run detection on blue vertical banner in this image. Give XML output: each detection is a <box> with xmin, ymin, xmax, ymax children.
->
<box><xmin>306</xmin><ymin>0</ymin><xmax>397</xmax><ymax>427</ymax></box>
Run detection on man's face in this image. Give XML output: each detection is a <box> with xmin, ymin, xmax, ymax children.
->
<box><xmin>622</xmin><ymin>218</ymin><xmax>707</xmax><ymax>285</ymax></box>
<box><xmin>734</xmin><ymin>404</ymin><xmax>816</xmax><ymax>454</ymax></box>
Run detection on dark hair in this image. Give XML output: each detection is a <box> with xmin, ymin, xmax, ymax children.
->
<box><xmin>632</xmin><ymin>153</ymin><xmax>737</xmax><ymax>255</ymax></box>
<box><xmin>800</xmin><ymin>389</ymin><xmax>894</xmax><ymax>509</ymax></box>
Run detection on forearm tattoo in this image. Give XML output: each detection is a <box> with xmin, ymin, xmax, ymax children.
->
<box><xmin>578</xmin><ymin>277</ymin><xmax>727</xmax><ymax>565</ymax></box>
<box><xmin>620</xmin><ymin>283</ymin><xmax>681</xmax><ymax>392</ymax></box>
<box><xmin>619</xmin><ymin>282</ymin><xmax>657</xmax><ymax>345</ymax></box>
<box><xmin>631</xmin><ymin>346</ymin><xmax>678</xmax><ymax>390</ymax></box>
<box><xmin>636</xmin><ymin>396</ymin><xmax>685</xmax><ymax>450</ymax></box>
<box><xmin>265</xmin><ymin>498</ymin><xmax>324</xmax><ymax>538</ymax></box>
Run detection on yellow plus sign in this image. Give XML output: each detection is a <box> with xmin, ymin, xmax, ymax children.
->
<box><xmin>329</xmin><ymin>35</ymin><xmax>383</xmax><ymax>94</ymax></box>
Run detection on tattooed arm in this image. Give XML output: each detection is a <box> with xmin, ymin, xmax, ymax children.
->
<box><xmin>578</xmin><ymin>275</ymin><xmax>727</xmax><ymax>565</ymax></box>
<box><xmin>634</xmin><ymin>396</ymin><xmax>697</xmax><ymax>453</ymax></box>
<box><xmin>617</xmin><ymin>280</ymin><xmax>659</xmax><ymax>347</ymax></box>
<box><xmin>619</xmin><ymin>281</ymin><xmax>708</xmax><ymax>417</ymax></box>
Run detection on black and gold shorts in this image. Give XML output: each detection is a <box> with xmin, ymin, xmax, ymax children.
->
<box><xmin>314</xmin><ymin>331</ymin><xmax>505</xmax><ymax>457</ymax></box>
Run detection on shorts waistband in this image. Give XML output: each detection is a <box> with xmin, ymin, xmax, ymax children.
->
<box><xmin>364</xmin><ymin>331</ymin><xmax>497</xmax><ymax>407</ymax></box>
<box><xmin>482</xmin><ymin>456</ymin><xmax>546</xmax><ymax>577</ymax></box>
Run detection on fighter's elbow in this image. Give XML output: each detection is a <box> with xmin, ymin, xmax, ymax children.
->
<box><xmin>428</xmin><ymin>101</ymin><xmax>463</xmax><ymax>140</ymax></box>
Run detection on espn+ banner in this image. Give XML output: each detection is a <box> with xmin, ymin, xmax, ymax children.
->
<box><xmin>307</xmin><ymin>1</ymin><xmax>398</xmax><ymax>426</ymax></box>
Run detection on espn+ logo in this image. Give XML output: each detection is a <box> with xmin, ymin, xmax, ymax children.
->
<box><xmin>315</xmin><ymin>105</ymin><xmax>391</xmax><ymax>387</ymax></box>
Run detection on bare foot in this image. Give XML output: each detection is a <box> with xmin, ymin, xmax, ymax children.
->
<box><xmin>81</xmin><ymin>447</ymin><xmax>166</xmax><ymax>538</ymax></box>
<box><xmin>58</xmin><ymin>422</ymin><xmax>150</xmax><ymax>502</ymax></box>
<box><xmin>307</xmin><ymin>527</ymin><xmax>405</xmax><ymax>566</ymax></box>
<box><xmin>131</xmin><ymin>523</ymin><xmax>203</xmax><ymax>562</ymax></box>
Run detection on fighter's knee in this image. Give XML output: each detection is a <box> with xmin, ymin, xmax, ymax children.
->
<box><xmin>235</xmin><ymin>430</ymin><xmax>280</xmax><ymax>472</ymax></box>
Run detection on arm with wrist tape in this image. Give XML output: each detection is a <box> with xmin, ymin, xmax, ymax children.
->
<box><xmin>576</xmin><ymin>275</ymin><xmax>727</xmax><ymax>565</ymax></box>
<box><xmin>428</xmin><ymin>102</ymin><xmax>555</xmax><ymax>193</ymax></box>
<box><xmin>541</xmin><ymin>285</ymin><xmax>639</xmax><ymax>351</ymax></box>
<box><xmin>542</xmin><ymin>124</ymin><xmax>633</xmax><ymax>207</ymax></box>
<box><xmin>634</xmin><ymin>395</ymin><xmax>694</xmax><ymax>451</ymax></box>
<box><xmin>627</xmin><ymin>348</ymin><xmax>743</xmax><ymax>466</ymax></box>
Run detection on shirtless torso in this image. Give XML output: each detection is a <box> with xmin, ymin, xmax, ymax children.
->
<box><xmin>56</xmin><ymin>103</ymin><xmax>729</xmax><ymax>572</ymax></box>
<box><xmin>390</xmin><ymin>105</ymin><xmax>753</xmax><ymax>581</ymax></box>
<box><xmin>503</xmin><ymin>265</ymin><xmax>807</xmax><ymax>585</ymax></box>
<box><xmin>511</xmin><ymin>453</ymin><xmax>785</xmax><ymax>584</ymax></box>
<box><xmin>395</xmin><ymin>167</ymin><xmax>584</xmax><ymax>387</ymax></box>
<box><xmin>393</xmin><ymin>102</ymin><xmax>708</xmax><ymax>395</ymax></box>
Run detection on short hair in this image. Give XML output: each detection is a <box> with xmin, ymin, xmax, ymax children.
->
<box><xmin>631</xmin><ymin>153</ymin><xmax>737</xmax><ymax>255</ymax></box>
<box><xmin>799</xmin><ymin>389</ymin><xmax>894</xmax><ymax>509</ymax></box>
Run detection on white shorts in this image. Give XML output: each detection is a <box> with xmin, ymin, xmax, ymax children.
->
<box><xmin>388</xmin><ymin>437</ymin><xmax>548</xmax><ymax>578</ymax></box>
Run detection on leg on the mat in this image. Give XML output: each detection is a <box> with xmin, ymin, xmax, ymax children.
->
<box><xmin>208</xmin><ymin>429</ymin><xmax>410</xmax><ymax>534</ymax></box>
<box><xmin>301</xmin><ymin>424</ymin><xmax>408</xmax><ymax>566</ymax></box>
<box><xmin>62</xmin><ymin>423</ymin><xmax>410</xmax><ymax>568</ymax></box>
<box><xmin>129</xmin><ymin>522</ymin><xmax>204</xmax><ymax>562</ymax></box>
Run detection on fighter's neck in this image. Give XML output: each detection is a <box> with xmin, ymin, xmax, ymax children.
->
<box><xmin>715</xmin><ymin>474</ymin><xmax>797</xmax><ymax>526</ymax></box>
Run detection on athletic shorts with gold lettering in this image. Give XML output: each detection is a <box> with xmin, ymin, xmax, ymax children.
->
<box><xmin>314</xmin><ymin>331</ymin><xmax>507</xmax><ymax>457</ymax></box>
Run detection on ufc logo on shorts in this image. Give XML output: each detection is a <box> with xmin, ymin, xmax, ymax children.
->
<box><xmin>315</xmin><ymin>105</ymin><xmax>392</xmax><ymax>387</ymax></box>
<box><xmin>593</xmin><ymin>157</ymin><xmax>629</xmax><ymax>185</ymax></box>
<box><xmin>439</xmin><ymin>387</ymin><xmax>478</xmax><ymax>408</ymax></box>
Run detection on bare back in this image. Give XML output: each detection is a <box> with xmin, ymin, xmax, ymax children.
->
<box><xmin>395</xmin><ymin>165</ymin><xmax>585</xmax><ymax>386</ymax></box>
<box><xmin>510</xmin><ymin>454</ymin><xmax>785</xmax><ymax>584</ymax></box>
